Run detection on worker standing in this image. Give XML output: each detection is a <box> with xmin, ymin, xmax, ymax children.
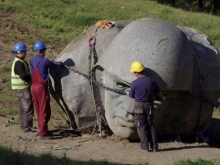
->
<box><xmin>128</xmin><ymin>61</ymin><xmax>166</xmax><ymax>152</ymax></box>
<box><xmin>11</xmin><ymin>43</ymin><xmax>34</xmax><ymax>133</ymax></box>
<box><xmin>30</xmin><ymin>41</ymin><xmax>61</xmax><ymax>139</ymax></box>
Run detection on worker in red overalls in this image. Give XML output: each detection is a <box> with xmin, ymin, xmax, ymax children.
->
<box><xmin>30</xmin><ymin>41</ymin><xmax>61</xmax><ymax>139</ymax></box>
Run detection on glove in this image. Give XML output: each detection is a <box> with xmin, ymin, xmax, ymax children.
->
<box><xmin>162</xmin><ymin>96</ymin><xmax>166</xmax><ymax>102</ymax></box>
<box><xmin>57</xmin><ymin>62</ymin><xmax>66</xmax><ymax>68</ymax></box>
<box><xmin>124</xmin><ymin>88</ymin><xmax>130</xmax><ymax>96</ymax></box>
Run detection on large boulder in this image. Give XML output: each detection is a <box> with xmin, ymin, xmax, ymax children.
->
<box><xmin>50</xmin><ymin>18</ymin><xmax>220</xmax><ymax>139</ymax></box>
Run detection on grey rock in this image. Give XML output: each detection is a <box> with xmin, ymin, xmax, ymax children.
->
<box><xmin>50</xmin><ymin>18</ymin><xmax>220</xmax><ymax>140</ymax></box>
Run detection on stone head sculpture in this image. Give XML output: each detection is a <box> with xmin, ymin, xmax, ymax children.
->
<box><xmin>50</xmin><ymin>18</ymin><xmax>220</xmax><ymax>140</ymax></box>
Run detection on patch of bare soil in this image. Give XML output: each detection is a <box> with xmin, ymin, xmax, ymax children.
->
<box><xmin>0</xmin><ymin>113</ymin><xmax>220</xmax><ymax>165</ymax></box>
<box><xmin>0</xmin><ymin>10</ymin><xmax>61</xmax><ymax>63</ymax></box>
<box><xmin>0</xmin><ymin>10</ymin><xmax>220</xmax><ymax>165</ymax></box>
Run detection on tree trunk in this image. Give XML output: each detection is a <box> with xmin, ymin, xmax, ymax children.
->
<box><xmin>198</xmin><ymin>0</ymin><xmax>203</xmax><ymax>7</ymax></box>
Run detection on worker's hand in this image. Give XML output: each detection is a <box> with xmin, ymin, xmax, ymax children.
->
<box><xmin>124</xmin><ymin>88</ymin><xmax>130</xmax><ymax>96</ymax></box>
<box><xmin>57</xmin><ymin>62</ymin><xmax>66</xmax><ymax>68</ymax></box>
<box><xmin>162</xmin><ymin>96</ymin><xmax>166</xmax><ymax>102</ymax></box>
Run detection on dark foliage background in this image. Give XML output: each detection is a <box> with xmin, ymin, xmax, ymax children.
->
<box><xmin>157</xmin><ymin>0</ymin><xmax>220</xmax><ymax>14</ymax></box>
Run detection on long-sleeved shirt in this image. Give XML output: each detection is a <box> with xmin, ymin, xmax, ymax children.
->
<box><xmin>30</xmin><ymin>54</ymin><xmax>60</xmax><ymax>81</ymax></box>
<box><xmin>129</xmin><ymin>76</ymin><xmax>161</xmax><ymax>102</ymax></box>
<box><xmin>14</xmin><ymin>56</ymin><xmax>31</xmax><ymax>82</ymax></box>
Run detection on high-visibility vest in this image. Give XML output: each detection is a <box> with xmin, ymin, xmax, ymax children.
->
<box><xmin>11</xmin><ymin>57</ymin><xmax>31</xmax><ymax>90</ymax></box>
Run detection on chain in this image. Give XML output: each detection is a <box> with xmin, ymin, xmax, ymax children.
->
<box><xmin>66</xmin><ymin>66</ymin><xmax>126</xmax><ymax>95</ymax></box>
<box><xmin>166</xmin><ymin>95</ymin><xmax>200</xmax><ymax>102</ymax></box>
<box><xmin>75</xmin><ymin>36</ymin><xmax>112</xmax><ymax>133</ymax></box>
<box><xmin>67</xmin><ymin>65</ymin><xmax>220</xmax><ymax>105</ymax></box>
<box><xmin>204</xmin><ymin>95</ymin><xmax>219</xmax><ymax>107</ymax></box>
<box><xmin>65</xmin><ymin>31</ymin><xmax>220</xmax><ymax>140</ymax></box>
<box><xmin>76</xmin><ymin>120</ymin><xmax>97</xmax><ymax>132</ymax></box>
<box><xmin>75</xmin><ymin>116</ymin><xmax>108</xmax><ymax>132</ymax></box>
<box><xmin>67</xmin><ymin>67</ymin><xmax>91</xmax><ymax>79</ymax></box>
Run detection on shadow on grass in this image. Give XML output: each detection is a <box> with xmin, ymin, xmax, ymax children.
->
<box><xmin>0</xmin><ymin>146</ymin><xmax>126</xmax><ymax>165</ymax></box>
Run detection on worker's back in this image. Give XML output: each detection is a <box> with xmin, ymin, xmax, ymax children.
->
<box><xmin>130</xmin><ymin>76</ymin><xmax>160</xmax><ymax>102</ymax></box>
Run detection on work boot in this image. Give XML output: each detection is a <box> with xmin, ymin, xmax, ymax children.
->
<box><xmin>23</xmin><ymin>128</ymin><xmax>37</xmax><ymax>135</ymax></box>
<box><xmin>149</xmin><ymin>142</ymin><xmax>153</xmax><ymax>151</ymax></box>
<box><xmin>37</xmin><ymin>134</ymin><xmax>53</xmax><ymax>140</ymax></box>
<box><xmin>141</xmin><ymin>147</ymin><xmax>149</xmax><ymax>153</ymax></box>
<box><xmin>141</xmin><ymin>149</ymin><xmax>149</xmax><ymax>153</ymax></box>
<box><xmin>153</xmin><ymin>146</ymin><xmax>159</xmax><ymax>152</ymax></box>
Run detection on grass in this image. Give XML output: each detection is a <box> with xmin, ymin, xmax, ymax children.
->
<box><xmin>0</xmin><ymin>2</ymin><xmax>220</xmax><ymax>164</ymax></box>
<box><xmin>0</xmin><ymin>145</ymin><xmax>122</xmax><ymax>165</ymax></box>
<box><xmin>0</xmin><ymin>0</ymin><xmax>220</xmax><ymax>50</ymax></box>
<box><xmin>0</xmin><ymin>145</ymin><xmax>219</xmax><ymax>165</ymax></box>
<box><xmin>0</xmin><ymin>64</ymin><xmax>17</xmax><ymax>116</ymax></box>
<box><xmin>172</xmin><ymin>158</ymin><xmax>220</xmax><ymax>165</ymax></box>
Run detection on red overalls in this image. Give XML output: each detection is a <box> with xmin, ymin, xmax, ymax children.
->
<box><xmin>31</xmin><ymin>59</ymin><xmax>51</xmax><ymax>136</ymax></box>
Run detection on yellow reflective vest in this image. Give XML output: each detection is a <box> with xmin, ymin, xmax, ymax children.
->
<box><xmin>11</xmin><ymin>57</ymin><xmax>31</xmax><ymax>90</ymax></box>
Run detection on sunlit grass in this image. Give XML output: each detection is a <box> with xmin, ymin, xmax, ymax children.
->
<box><xmin>172</xmin><ymin>158</ymin><xmax>220</xmax><ymax>165</ymax></box>
<box><xmin>0</xmin><ymin>0</ymin><xmax>219</xmax><ymax>50</ymax></box>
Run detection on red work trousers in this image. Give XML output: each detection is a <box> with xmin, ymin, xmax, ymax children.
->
<box><xmin>31</xmin><ymin>67</ymin><xmax>51</xmax><ymax>136</ymax></box>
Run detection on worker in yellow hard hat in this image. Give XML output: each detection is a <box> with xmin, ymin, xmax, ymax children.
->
<box><xmin>130</xmin><ymin>61</ymin><xmax>145</xmax><ymax>73</ymax></box>
<box><xmin>128</xmin><ymin>61</ymin><xmax>166</xmax><ymax>152</ymax></box>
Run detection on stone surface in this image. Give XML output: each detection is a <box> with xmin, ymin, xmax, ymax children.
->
<box><xmin>50</xmin><ymin>21</ymin><xmax>130</xmax><ymax>129</ymax></box>
<box><xmin>50</xmin><ymin>18</ymin><xmax>220</xmax><ymax>139</ymax></box>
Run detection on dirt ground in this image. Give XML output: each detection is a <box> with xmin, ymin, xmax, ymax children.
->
<box><xmin>0</xmin><ymin>113</ymin><xmax>220</xmax><ymax>165</ymax></box>
<box><xmin>0</xmin><ymin>11</ymin><xmax>220</xmax><ymax>165</ymax></box>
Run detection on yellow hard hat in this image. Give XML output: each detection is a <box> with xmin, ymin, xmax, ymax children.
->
<box><xmin>130</xmin><ymin>61</ymin><xmax>145</xmax><ymax>73</ymax></box>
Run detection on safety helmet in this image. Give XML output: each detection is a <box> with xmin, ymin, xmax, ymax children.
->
<box><xmin>130</xmin><ymin>61</ymin><xmax>145</xmax><ymax>73</ymax></box>
<box><xmin>33</xmin><ymin>41</ymin><xmax>47</xmax><ymax>51</ymax></box>
<box><xmin>13</xmin><ymin>43</ymin><xmax>28</xmax><ymax>52</ymax></box>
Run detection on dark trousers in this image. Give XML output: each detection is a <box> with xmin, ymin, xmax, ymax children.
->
<box><xmin>16</xmin><ymin>88</ymin><xmax>34</xmax><ymax>131</ymax></box>
<box><xmin>134</xmin><ymin>102</ymin><xmax>158</xmax><ymax>150</ymax></box>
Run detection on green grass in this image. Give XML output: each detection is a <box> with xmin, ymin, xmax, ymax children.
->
<box><xmin>0</xmin><ymin>105</ymin><xmax>17</xmax><ymax>116</ymax></box>
<box><xmin>0</xmin><ymin>64</ymin><xmax>13</xmax><ymax>94</ymax></box>
<box><xmin>0</xmin><ymin>0</ymin><xmax>220</xmax><ymax>50</ymax></box>
<box><xmin>172</xmin><ymin>158</ymin><xmax>220</xmax><ymax>165</ymax></box>
<box><xmin>0</xmin><ymin>145</ymin><xmax>122</xmax><ymax>165</ymax></box>
<box><xmin>0</xmin><ymin>64</ymin><xmax>17</xmax><ymax>116</ymax></box>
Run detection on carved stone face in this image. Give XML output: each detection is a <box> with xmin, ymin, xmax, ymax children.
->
<box><xmin>101</xmin><ymin>71</ymin><xmax>137</xmax><ymax>139</ymax></box>
<box><xmin>50</xmin><ymin>18</ymin><xmax>220</xmax><ymax>139</ymax></box>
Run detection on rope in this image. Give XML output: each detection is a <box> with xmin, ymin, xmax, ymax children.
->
<box><xmin>0</xmin><ymin>114</ymin><xmax>21</xmax><ymax>125</ymax></box>
<box><xmin>35</xmin><ymin>123</ymin><xmax>97</xmax><ymax>151</ymax></box>
<box><xmin>89</xmin><ymin>47</ymin><xmax>102</xmax><ymax>135</ymax></box>
<box><xmin>55</xmin><ymin>109</ymin><xmax>71</xmax><ymax>126</ymax></box>
<box><xmin>72</xmin><ymin>29</ymin><xmax>107</xmax><ymax>134</ymax></box>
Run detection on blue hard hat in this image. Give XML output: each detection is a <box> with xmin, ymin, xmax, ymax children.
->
<box><xmin>33</xmin><ymin>41</ymin><xmax>47</xmax><ymax>51</ymax></box>
<box><xmin>13</xmin><ymin>43</ymin><xmax>28</xmax><ymax>52</ymax></box>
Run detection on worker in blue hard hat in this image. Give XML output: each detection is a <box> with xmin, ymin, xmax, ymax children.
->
<box><xmin>11</xmin><ymin>43</ymin><xmax>35</xmax><ymax>134</ymax></box>
<box><xmin>30</xmin><ymin>41</ymin><xmax>62</xmax><ymax>140</ymax></box>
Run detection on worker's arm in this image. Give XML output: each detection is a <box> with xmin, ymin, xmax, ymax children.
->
<box><xmin>154</xmin><ymin>80</ymin><xmax>166</xmax><ymax>101</ymax></box>
<box><xmin>29</xmin><ymin>62</ymin><xmax>33</xmax><ymax>76</ymax></box>
<box><xmin>46</xmin><ymin>59</ymin><xmax>62</xmax><ymax>69</ymax></box>
<box><xmin>157</xmin><ymin>91</ymin><xmax>163</xmax><ymax>98</ymax></box>
<box><xmin>14</xmin><ymin>61</ymin><xmax>31</xmax><ymax>82</ymax></box>
<box><xmin>129</xmin><ymin>83</ymin><xmax>135</xmax><ymax>98</ymax></box>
